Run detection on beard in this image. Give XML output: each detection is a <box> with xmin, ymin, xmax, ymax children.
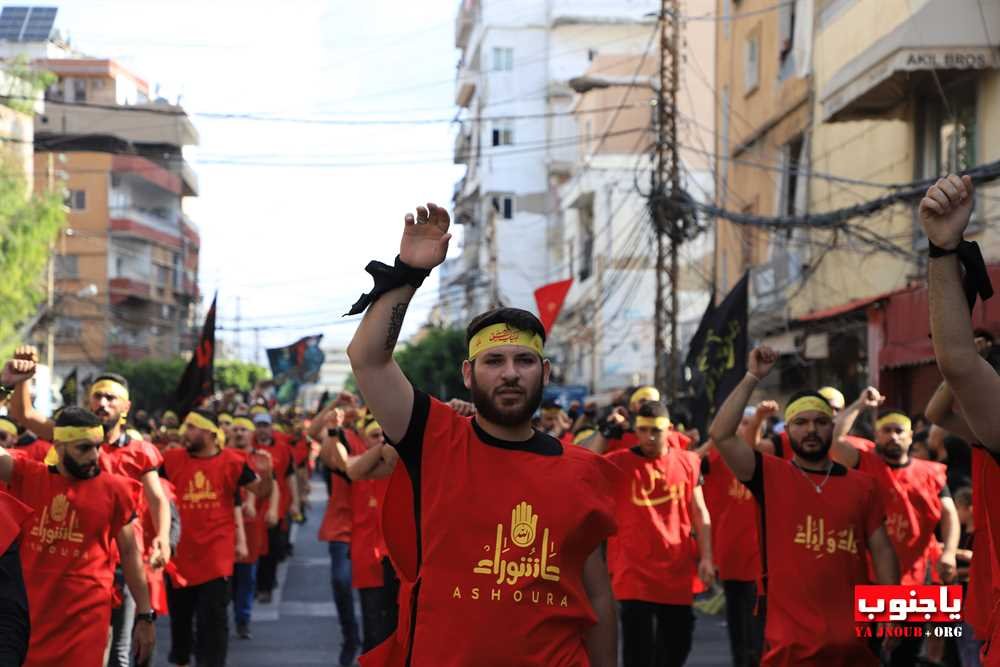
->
<box><xmin>185</xmin><ymin>435</ymin><xmax>207</xmax><ymax>453</ymax></box>
<box><xmin>63</xmin><ymin>454</ymin><xmax>100</xmax><ymax>479</ymax></box>
<box><xmin>876</xmin><ymin>441</ymin><xmax>905</xmax><ymax>463</ymax></box>
<box><xmin>470</xmin><ymin>373</ymin><xmax>544</xmax><ymax>428</ymax></box>
<box><xmin>789</xmin><ymin>433</ymin><xmax>833</xmax><ymax>463</ymax></box>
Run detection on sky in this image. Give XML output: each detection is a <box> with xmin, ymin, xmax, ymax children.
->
<box><xmin>46</xmin><ymin>0</ymin><xmax>466</xmax><ymax>364</ymax></box>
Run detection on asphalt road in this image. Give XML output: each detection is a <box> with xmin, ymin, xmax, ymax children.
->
<box><xmin>151</xmin><ymin>481</ymin><xmax>733</xmax><ymax>666</ymax></box>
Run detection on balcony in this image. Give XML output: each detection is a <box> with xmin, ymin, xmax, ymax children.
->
<box><xmin>36</xmin><ymin>100</ymin><xmax>199</xmax><ymax>148</ymax></box>
<box><xmin>108</xmin><ymin>343</ymin><xmax>148</xmax><ymax>361</ymax></box>
<box><xmin>455</xmin><ymin>62</ymin><xmax>477</xmax><ymax>108</ymax></box>
<box><xmin>109</xmin><ymin>277</ymin><xmax>153</xmax><ymax>305</ymax></box>
<box><xmin>455</xmin><ymin>0</ymin><xmax>477</xmax><ymax>48</ymax></box>
<box><xmin>109</xmin><ymin>207</ymin><xmax>184</xmax><ymax>249</ymax></box>
<box><xmin>454</xmin><ymin>129</ymin><xmax>471</xmax><ymax>164</ymax></box>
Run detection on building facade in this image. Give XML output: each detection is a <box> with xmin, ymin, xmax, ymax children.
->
<box><xmin>715</xmin><ymin>0</ymin><xmax>1000</xmax><ymax>411</ymax></box>
<box><xmin>32</xmin><ymin>57</ymin><xmax>201</xmax><ymax>380</ymax></box>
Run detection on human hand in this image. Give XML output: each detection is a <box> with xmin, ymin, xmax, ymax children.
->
<box><xmin>149</xmin><ymin>536</ymin><xmax>170</xmax><ymax>570</ymax></box>
<box><xmin>399</xmin><ymin>202</ymin><xmax>452</xmax><ymax>270</ymax></box>
<box><xmin>856</xmin><ymin>386</ymin><xmax>885</xmax><ymax>409</ymax></box>
<box><xmin>755</xmin><ymin>400</ymin><xmax>780</xmax><ymax>419</ymax></box>
<box><xmin>698</xmin><ymin>558</ymin><xmax>716</xmax><ymax>588</ymax></box>
<box><xmin>919</xmin><ymin>174</ymin><xmax>974</xmax><ymax>251</ymax></box>
<box><xmin>132</xmin><ymin>616</ymin><xmax>155</xmax><ymax>665</ymax></box>
<box><xmin>748</xmin><ymin>346</ymin><xmax>778</xmax><ymax>380</ymax></box>
<box><xmin>447</xmin><ymin>398</ymin><xmax>476</xmax><ymax>417</ymax></box>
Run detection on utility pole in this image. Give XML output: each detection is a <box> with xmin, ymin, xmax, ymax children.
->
<box><xmin>488</xmin><ymin>206</ymin><xmax>499</xmax><ymax>307</ymax></box>
<box><xmin>651</xmin><ymin>0</ymin><xmax>682</xmax><ymax>401</ymax></box>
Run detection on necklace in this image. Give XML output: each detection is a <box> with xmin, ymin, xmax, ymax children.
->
<box><xmin>791</xmin><ymin>460</ymin><xmax>834</xmax><ymax>494</ymax></box>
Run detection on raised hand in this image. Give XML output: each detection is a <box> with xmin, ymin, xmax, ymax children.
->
<box><xmin>1</xmin><ymin>357</ymin><xmax>36</xmax><ymax>387</ymax></box>
<box><xmin>755</xmin><ymin>400</ymin><xmax>780</xmax><ymax>418</ymax></box>
<box><xmin>856</xmin><ymin>386</ymin><xmax>884</xmax><ymax>409</ymax></box>
<box><xmin>400</xmin><ymin>202</ymin><xmax>452</xmax><ymax>270</ymax></box>
<box><xmin>748</xmin><ymin>346</ymin><xmax>778</xmax><ymax>380</ymax></box>
<box><xmin>919</xmin><ymin>174</ymin><xmax>974</xmax><ymax>251</ymax></box>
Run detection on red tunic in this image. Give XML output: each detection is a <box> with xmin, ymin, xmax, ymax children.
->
<box><xmin>318</xmin><ymin>429</ymin><xmax>363</xmax><ymax>544</ymax></box>
<box><xmin>854</xmin><ymin>451</ymin><xmax>945</xmax><ymax>585</ymax></box>
<box><xmin>237</xmin><ymin>448</ymin><xmax>270</xmax><ymax>564</ymax></box>
<box><xmin>161</xmin><ymin>448</ymin><xmax>255</xmax><ymax>587</ymax></box>
<box><xmin>0</xmin><ymin>489</ymin><xmax>32</xmax><ymax>554</ymax></box>
<box><xmin>351</xmin><ymin>475</ymin><xmax>390</xmax><ymax>589</ymax></box>
<box><xmin>750</xmin><ymin>452</ymin><xmax>884</xmax><ymax>667</ymax></box>
<box><xmin>605</xmin><ymin>446</ymin><xmax>701</xmax><ymax>604</ymax></box>
<box><xmin>702</xmin><ymin>448</ymin><xmax>760</xmax><ymax>582</ymax></box>
<box><xmin>363</xmin><ymin>391</ymin><xmax>619</xmax><ymax>667</ymax></box>
<box><xmin>253</xmin><ymin>435</ymin><xmax>295</xmax><ymax>519</ymax></box>
<box><xmin>968</xmin><ymin>445</ymin><xmax>1000</xmax><ymax>664</ymax></box>
<box><xmin>12</xmin><ymin>439</ymin><xmax>53</xmax><ymax>463</ymax></box>
<box><xmin>9</xmin><ymin>459</ymin><xmax>140</xmax><ymax>667</ymax></box>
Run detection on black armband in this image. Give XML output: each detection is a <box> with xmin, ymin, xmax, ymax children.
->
<box><xmin>928</xmin><ymin>240</ymin><xmax>994</xmax><ymax>311</ymax></box>
<box><xmin>344</xmin><ymin>255</ymin><xmax>432</xmax><ymax>316</ymax></box>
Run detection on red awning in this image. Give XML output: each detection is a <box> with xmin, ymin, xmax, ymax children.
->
<box><xmin>878</xmin><ymin>265</ymin><xmax>1000</xmax><ymax>369</ymax></box>
<box><xmin>796</xmin><ymin>294</ymin><xmax>887</xmax><ymax>322</ymax></box>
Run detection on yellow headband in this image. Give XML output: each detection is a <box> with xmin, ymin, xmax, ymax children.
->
<box><xmin>784</xmin><ymin>396</ymin><xmax>834</xmax><ymax>423</ymax></box>
<box><xmin>468</xmin><ymin>323</ymin><xmax>543</xmax><ymax>360</ymax></box>
<box><xmin>573</xmin><ymin>429</ymin><xmax>596</xmax><ymax>445</ymax></box>
<box><xmin>364</xmin><ymin>420</ymin><xmax>382</xmax><ymax>436</ymax></box>
<box><xmin>817</xmin><ymin>387</ymin><xmax>845</xmax><ymax>410</ymax></box>
<box><xmin>250</xmin><ymin>405</ymin><xmax>268</xmax><ymax>415</ymax></box>
<box><xmin>218</xmin><ymin>413</ymin><xmax>233</xmax><ymax>425</ymax></box>
<box><xmin>90</xmin><ymin>380</ymin><xmax>129</xmax><ymax>401</ymax></box>
<box><xmin>54</xmin><ymin>425</ymin><xmax>104</xmax><ymax>444</ymax></box>
<box><xmin>635</xmin><ymin>416</ymin><xmax>670</xmax><ymax>431</ymax></box>
<box><xmin>0</xmin><ymin>419</ymin><xmax>18</xmax><ymax>436</ymax></box>
<box><xmin>542</xmin><ymin>407</ymin><xmax>561</xmax><ymax>417</ymax></box>
<box><xmin>183</xmin><ymin>412</ymin><xmax>225</xmax><ymax>445</ymax></box>
<box><xmin>233</xmin><ymin>417</ymin><xmax>255</xmax><ymax>431</ymax></box>
<box><xmin>876</xmin><ymin>413</ymin><xmax>912</xmax><ymax>432</ymax></box>
<box><xmin>630</xmin><ymin>386</ymin><xmax>660</xmax><ymax>406</ymax></box>
<box><xmin>163</xmin><ymin>410</ymin><xmax>178</xmax><ymax>420</ymax></box>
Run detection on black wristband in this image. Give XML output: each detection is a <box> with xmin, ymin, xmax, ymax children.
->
<box><xmin>928</xmin><ymin>240</ymin><xmax>960</xmax><ymax>258</ymax></box>
<box><xmin>344</xmin><ymin>255</ymin><xmax>432</xmax><ymax>316</ymax></box>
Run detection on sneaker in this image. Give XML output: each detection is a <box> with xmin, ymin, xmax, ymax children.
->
<box><xmin>236</xmin><ymin>623</ymin><xmax>252</xmax><ymax>640</ymax></box>
<box><xmin>258</xmin><ymin>591</ymin><xmax>272</xmax><ymax>604</ymax></box>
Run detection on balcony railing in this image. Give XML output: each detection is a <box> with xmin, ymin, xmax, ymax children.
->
<box><xmin>455</xmin><ymin>0</ymin><xmax>477</xmax><ymax>48</ymax></box>
<box><xmin>454</xmin><ymin>129</ymin><xmax>471</xmax><ymax>164</ymax></box>
<box><xmin>455</xmin><ymin>61</ymin><xmax>477</xmax><ymax>108</ymax></box>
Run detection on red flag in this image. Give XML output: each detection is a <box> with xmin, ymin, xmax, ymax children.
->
<box><xmin>534</xmin><ymin>279</ymin><xmax>573</xmax><ymax>334</ymax></box>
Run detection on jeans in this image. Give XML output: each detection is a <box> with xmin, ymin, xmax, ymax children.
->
<box><xmin>722</xmin><ymin>580</ymin><xmax>764</xmax><ymax>667</ymax></box>
<box><xmin>619</xmin><ymin>600</ymin><xmax>695</xmax><ymax>667</ymax></box>
<box><xmin>358</xmin><ymin>558</ymin><xmax>400</xmax><ymax>653</ymax></box>
<box><xmin>106</xmin><ymin>569</ymin><xmax>136</xmax><ymax>667</ymax></box>
<box><xmin>329</xmin><ymin>542</ymin><xmax>360</xmax><ymax>650</ymax></box>
<box><xmin>166</xmin><ymin>576</ymin><xmax>230</xmax><ymax>667</ymax></box>
<box><xmin>232</xmin><ymin>563</ymin><xmax>257</xmax><ymax>626</ymax></box>
<box><xmin>957</xmin><ymin>622</ymin><xmax>983</xmax><ymax>667</ymax></box>
<box><xmin>256</xmin><ymin>524</ymin><xmax>286</xmax><ymax>594</ymax></box>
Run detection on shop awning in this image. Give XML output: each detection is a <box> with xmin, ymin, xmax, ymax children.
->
<box><xmin>795</xmin><ymin>293</ymin><xmax>885</xmax><ymax>322</ymax></box>
<box><xmin>820</xmin><ymin>0</ymin><xmax>1000</xmax><ymax>122</ymax></box>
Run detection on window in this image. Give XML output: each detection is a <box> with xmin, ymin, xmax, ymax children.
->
<box><xmin>778</xmin><ymin>2</ymin><xmax>796</xmax><ymax>69</ymax></box>
<box><xmin>744</xmin><ymin>29</ymin><xmax>760</xmax><ymax>94</ymax></box>
<box><xmin>587</xmin><ymin>48</ymin><xmax>598</xmax><ymax>62</ymax></box>
<box><xmin>492</xmin><ymin>47</ymin><xmax>513</xmax><ymax>72</ymax></box>
<box><xmin>491</xmin><ymin>120</ymin><xmax>513</xmax><ymax>146</ymax></box>
<box><xmin>156</xmin><ymin>265</ymin><xmax>170</xmax><ymax>286</ymax></box>
<box><xmin>491</xmin><ymin>195</ymin><xmax>514</xmax><ymax>220</ymax></box>
<box><xmin>54</xmin><ymin>317</ymin><xmax>81</xmax><ymax>342</ymax></box>
<box><xmin>54</xmin><ymin>255</ymin><xmax>78</xmax><ymax>279</ymax></box>
<box><xmin>172</xmin><ymin>253</ymin><xmax>182</xmax><ymax>290</ymax></box>
<box><xmin>578</xmin><ymin>202</ymin><xmax>595</xmax><ymax>282</ymax></box>
<box><xmin>71</xmin><ymin>78</ymin><xmax>86</xmax><ymax>102</ymax></box>
<box><xmin>781</xmin><ymin>136</ymin><xmax>805</xmax><ymax>216</ymax></box>
<box><xmin>918</xmin><ymin>81</ymin><xmax>977</xmax><ymax>179</ymax></box>
<box><xmin>64</xmin><ymin>190</ymin><xmax>86</xmax><ymax>210</ymax></box>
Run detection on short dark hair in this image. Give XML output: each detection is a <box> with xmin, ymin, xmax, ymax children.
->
<box><xmin>954</xmin><ymin>486</ymin><xmax>973</xmax><ymax>507</ymax></box>
<box><xmin>878</xmin><ymin>407</ymin><xmax>907</xmax><ymax>420</ymax></box>
<box><xmin>787</xmin><ymin>390</ymin><xmax>828</xmax><ymax>406</ymax></box>
<box><xmin>636</xmin><ymin>401</ymin><xmax>668</xmax><ymax>419</ymax></box>
<box><xmin>56</xmin><ymin>406</ymin><xmax>102</xmax><ymax>428</ymax></box>
<box><xmin>94</xmin><ymin>372</ymin><xmax>129</xmax><ymax>392</ymax></box>
<box><xmin>466</xmin><ymin>308</ymin><xmax>547</xmax><ymax>350</ymax></box>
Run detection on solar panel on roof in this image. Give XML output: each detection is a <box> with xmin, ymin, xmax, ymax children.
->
<box><xmin>0</xmin><ymin>5</ymin><xmax>56</xmax><ymax>42</ymax></box>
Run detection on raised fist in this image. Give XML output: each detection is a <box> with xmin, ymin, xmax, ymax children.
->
<box><xmin>748</xmin><ymin>346</ymin><xmax>778</xmax><ymax>380</ymax></box>
<box><xmin>400</xmin><ymin>202</ymin><xmax>452</xmax><ymax>270</ymax></box>
<box><xmin>857</xmin><ymin>386</ymin><xmax>884</xmax><ymax>409</ymax></box>
<box><xmin>919</xmin><ymin>174</ymin><xmax>974</xmax><ymax>251</ymax></box>
<box><xmin>447</xmin><ymin>398</ymin><xmax>475</xmax><ymax>417</ymax></box>
<box><xmin>755</xmin><ymin>400</ymin><xmax>780</xmax><ymax>418</ymax></box>
<box><xmin>1</xmin><ymin>357</ymin><xmax>36</xmax><ymax>387</ymax></box>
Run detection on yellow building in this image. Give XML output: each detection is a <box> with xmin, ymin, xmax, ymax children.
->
<box><xmin>715</xmin><ymin>0</ymin><xmax>1000</xmax><ymax>410</ymax></box>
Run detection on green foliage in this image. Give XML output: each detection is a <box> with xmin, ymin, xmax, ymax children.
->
<box><xmin>215</xmin><ymin>359</ymin><xmax>271</xmax><ymax>392</ymax></box>
<box><xmin>105</xmin><ymin>357</ymin><xmax>188</xmax><ymax>413</ymax></box>
<box><xmin>0</xmin><ymin>162</ymin><xmax>66</xmax><ymax>358</ymax></box>
<box><xmin>343</xmin><ymin>372</ymin><xmax>357</xmax><ymax>393</ymax></box>
<box><xmin>2</xmin><ymin>55</ymin><xmax>56</xmax><ymax>114</ymax></box>
<box><xmin>394</xmin><ymin>326</ymin><xmax>468</xmax><ymax>401</ymax></box>
<box><xmin>105</xmin><ymin>357</ymin><xmax>270</xmax><ymax>412</ymax></box>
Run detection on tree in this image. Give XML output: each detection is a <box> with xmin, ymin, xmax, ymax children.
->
<box><xmin>105</xmin><ymin>357</ymin><xmax>269</xmax><ymax>412</ymax></box>
<box><xmin>0</xmin><ymin>60</ymin><xmax>65</xmax><ymax>357</ymax></box>
<box><xmin>394</xmin><ymin>326</ymin><xmax>468</xmax><ymax>401</ymax></box>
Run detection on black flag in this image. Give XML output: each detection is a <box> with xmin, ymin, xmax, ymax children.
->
<box><xmin>684</xmin><ymin>272</ymin><xmax>749</xmax><ymax>435</ymax></box>
<box><xmin>175</xmin><ymin>295</ymin><xmax>216</xmax><ymax>417</ymax></box>
<box><xmin>60</xmin><ymin>367</ymin><xmax>78</xmax><ymax>407</ymax></box>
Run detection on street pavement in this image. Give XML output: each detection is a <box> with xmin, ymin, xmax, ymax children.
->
<box><xmin>151</xmin><ymin>477</ymin><xmax>733</xmax><ymax>666</ymax></box>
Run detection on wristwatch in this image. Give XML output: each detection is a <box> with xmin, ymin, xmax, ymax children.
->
<box><xmin>135</xmin><ymin>610</ymin><xmax>157</xmax><ymax>624</ymax></box>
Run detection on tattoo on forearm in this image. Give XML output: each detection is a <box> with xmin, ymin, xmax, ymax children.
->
<box><xmin>384</xmin><ymin>303</ymin><xmax>408</xmax><ymax>351</ymax></box>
